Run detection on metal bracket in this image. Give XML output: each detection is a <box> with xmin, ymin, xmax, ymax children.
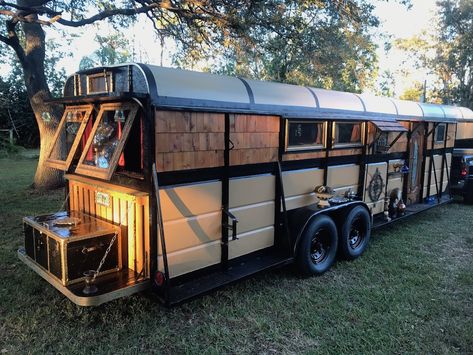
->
<box><xmin>222</xmin><ymin>208</ymin><xmax>239</xmax><ymax>240</ymax></box>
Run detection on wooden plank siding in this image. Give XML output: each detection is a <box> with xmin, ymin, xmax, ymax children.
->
<box><xmin>229</xmin><ymin>114</ymin><xmax>279</xmax><ymax>165</ymax></box>
<box><xmin>68</xmin><ymin>177</ymin><xmax>149</xmax><ymax>276</ymax></box>
<box><xmin>155</xmin><ymin>111</ymin><xmax>280</xmax><ymax>171</ymax></box>
<box><xmin>156</xmin><ymin>110</ymin><xmax>225</xmax><ymax>171</ymax></box>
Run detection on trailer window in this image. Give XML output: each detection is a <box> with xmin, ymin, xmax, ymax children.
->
<box><xmin>45</xmin><ymin>105</ymin><xmax>94</xmax><ymax>171</ymax></box>
<box><xmin>87</xmin><ymin>72</ymin><xmax>113</xmax><ymax>94</ymax></box>
<box><xmin>286</xmin><ymin>121</ymin><xmax>325</xmax><ymax>150</ymax></box>
<box><xmin>435</xmin><ymin>124</ymin><xmax>446</xmax><ymax>143</ymax></box>
<box><xmin>333</xmin><ymin>122</ymin><xmax>363</xmax><ymax>147</ymax></box>
<box><xmin>75</xmin><ymin>102</ymin><xmax>139</xmax><ymax>180</ymax></box>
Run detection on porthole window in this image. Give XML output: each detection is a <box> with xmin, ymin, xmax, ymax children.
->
<box><xmin>286</xmin><ymin>121</ymin><xmax>325</xmax><ymax>151</ymax></box>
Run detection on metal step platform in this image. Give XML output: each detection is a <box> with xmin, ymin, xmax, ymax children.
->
<box><xmin>373</xmin><ymin>195</ymin><xmax>452</xmax><ymax>229</ymax></box>
<box><xmin>163</xmin><ymin>249</ymin><xmax>293</xmax><ymax>306</ymax></box>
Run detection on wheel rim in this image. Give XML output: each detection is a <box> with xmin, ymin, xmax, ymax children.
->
<box><xmin>349</xmin><ymin>217</ymin><xmax>365</xmax><ymax>250</ymax></box>
<box><xmin>310</xmin><ymin>229</ymin><xmax>331</xmax><ymax>264</ymax></box>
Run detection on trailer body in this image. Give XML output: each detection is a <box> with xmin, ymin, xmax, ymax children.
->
<box><xmin>18</xmin><ymin>63</ymin><xmax>473</xmax><ymax>306</ymax></box>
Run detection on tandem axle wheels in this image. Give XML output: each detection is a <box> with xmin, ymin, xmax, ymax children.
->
<box><xmin>296</xmin><ymin>205</ymin><xmax>372</xmax><ymax>276</ymax></box>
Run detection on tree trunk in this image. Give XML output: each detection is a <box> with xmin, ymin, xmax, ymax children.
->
<box><xmin>19</xmin><ymin>9</ymin><xmax>64</xmax><ymax>190</ymax></box>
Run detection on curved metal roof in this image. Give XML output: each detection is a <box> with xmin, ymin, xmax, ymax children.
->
<box><xmin>74</xmin><ymin>63</ymin><xmax>473</xmax><ymax>123</ymax></box>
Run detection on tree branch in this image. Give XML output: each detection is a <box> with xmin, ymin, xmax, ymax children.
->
<box><xmin>0</xmin><ymin>1</ymin><xmax>60</xmax><ymax>17</ymax></box>
<box><xmin>0</xmin><ymin>32</ymin><xmax>8</xmax><ymax>44</ymax></box>
<box><xmin>55</xmin><ymin>3</ymin><xmax>161</xmax><ymax>27</ymax></box>
<box><xmin>3</xmin><ymin>17</ymin><xmax>26</xmax><ymax>64</ymax></box>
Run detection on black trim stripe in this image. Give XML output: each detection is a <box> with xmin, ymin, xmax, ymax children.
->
<box><xmin>454</xmin><ymin>138</ymin><xmax>473</xmax><ymax>148</ymax></box>
<box><xmin>238</xmin><ymin>77</ymin><xmax>255</xmax><ymax>104</ymax></box>
<box><xmin>305</xmin><ymin>87</ymin><xmax>320</xmax><ymax>108</ymax></box>
<box><xmin>156</xmin><ymin>152</ymin><xmax>408</xmax><ymax>187</ymax></box>
<box><xmin>152</xmin><ymin>97</ymin><xmax>457</xmax><ymax>123</ymax></box>
<box><xmin>354</xmin><ymin>93</ymin><xmax>367</xmax><ymax>112</ymax></box>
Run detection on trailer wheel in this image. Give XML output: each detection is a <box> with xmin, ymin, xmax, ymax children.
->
<box><xmin>296</xmin><ymin>215</ymin><xmax>338</xmax><ymax>276</ymax></box>
<box><xmin>339</xmin><ymin>205</ymin><xmax>371</xmax><ymax>260</ymax></box>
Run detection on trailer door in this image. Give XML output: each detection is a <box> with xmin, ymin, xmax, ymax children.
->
<box><xmin>222</xmin><ymin>114</ymin><xmax>280</xmax><ymax>265</ymax></box>
<box><xmin>407</xmin><ymin>123</ymin><xmax>424</xmax><ymax>204</ymax></box>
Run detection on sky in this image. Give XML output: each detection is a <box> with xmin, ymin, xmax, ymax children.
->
<box><xmin>371</xmin><ymin>0</ymin><xmax>439</xmax><ymax>96</ymax></box>
<box><xmin>1</xmin><ymin>1</ymin><xmax>440</xmax><ymax>98</ymax></box>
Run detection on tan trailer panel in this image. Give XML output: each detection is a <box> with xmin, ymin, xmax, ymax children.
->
<box><xmin>456</xmin><ymin>122</ymin><xmax>473</xmax><ymax>140</ymax></box>
<box><xmin>285</xmin><ymin>193</ymin><xmax>318</xmax><ymax>211</ymax></box>
<box><xmin>229</xmin><ymin>226</ymin><xmax>275</xmax><ymax>260</ymax></box>
<box><xmin>230</xmin><ymin>201</ymin><xmax>275</xmax><ymax>234</ymax></box>
<box><xmin>386</xmin><ymin>177</ymin><xmax>403</xmax><ymax>196</ymax></box>
<box><xmin>327</xmin><ymin>164</ymin><xmax>360</xmax><ymax>189</ymax></box>
<box><xmin>162</xmin><ymin>212</ymin><xmax>221</xmax><ymax>253</ymax></box>
<box><xmin>158</xmin><ymin>241</ymin><xmax>221</xmax><ymax>278</ymax></box>
<box><xmin>229</xmin><ymin>175</ymin><xmax>275</xmax><ymax>208</ymax></box>
<box><xmin>282</xmin><ymin>168</ymin><xmax>324</xmax><ymax>197</ymax></box>
<box><xmin>333</xmin><ymin>185</ymin><xmax>358</xmax><ymax>196</ymax></box>
<box><xmin>365</xmin><ymin>201</ymin><xmax>385</xmax><ymax>215</ymax></box>
<box><xmin>423</xmin><ymin>153</ymin><xmax>451</xmax><ymax>198</ymax></box>
<box><xmin>160</xmin><ymin>181</ymin><xmax>222</xmax><ymax>221</ymax></box>
<box><xmin>363</xmin><ymin>163</ymin><xmax>388</xmax><ymax>204</ymax></box>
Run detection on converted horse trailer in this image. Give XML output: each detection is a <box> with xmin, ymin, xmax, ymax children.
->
<box><xmin>18</xmin><ymin>64</ymin><xmax>473</xmax><ymax>306</ymax></box>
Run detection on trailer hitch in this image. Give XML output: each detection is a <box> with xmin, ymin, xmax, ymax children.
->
<box><xmin>222</xmin><ymin>208</ymin><xmax>239</xmax><ymax>240</ymax></box>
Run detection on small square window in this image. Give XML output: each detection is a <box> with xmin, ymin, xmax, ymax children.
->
<box><xmin>87</xmin><ymin>72</ymin><xmax>113</xmax><ymax>94</ymax></box>
<box><xmin>333</xmin><ymin>122</ymin><xmax>363</xmax><ymax>147</ymax></box>
<box><xmin>435</xmin><ymin>124</ymin><xmax>446</xmax><ymax>143</ymax></box>
<box><xmin>286</xmin><ymin>121</ymin><xmax>325</xmax><ymax>151</ymax></box>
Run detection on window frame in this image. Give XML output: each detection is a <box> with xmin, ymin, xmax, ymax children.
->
<box><xmin>285</xmin><ymin>120</ymin><xmax>326</xmax><ymax>152</ymax></box>
<box><xmin>435</xmin><ymin>123</ymin><xmax>447</xmax><ymax>143</ymax></box>
<box><xmin>75</xmin><ymin>102</ymin><xmax>139</xmax><ymax>180</ymax></box>
<box><xmin>332</xmin><ymin>121</ymin><xmax>364</xmax><ymax>148</ymax></box>
<box><xmin>45</xmin><ymin>104</ymin><xmax>94</xmax><ymax>171</ymax></box>
<box><xmin>86</xmin><ymin>72</ymin><xmax>113</xmax><ymax>95</ymax></box>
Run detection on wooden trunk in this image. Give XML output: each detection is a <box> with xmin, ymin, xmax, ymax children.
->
<box><xmin>23</xmin><ymin>211</ymin><xmax>121</xmax><ymax>286</ymax></box>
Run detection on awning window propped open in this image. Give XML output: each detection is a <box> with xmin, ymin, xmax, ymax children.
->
<box><xmin>371</xmin><ymin>120</ymin><xmax>408</xmax><ymax>132</ymax></box>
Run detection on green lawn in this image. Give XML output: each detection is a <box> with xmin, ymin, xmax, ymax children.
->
<box><xmin>1</xmin><ymin>154</ymin><xmax>472</xmax><ymax>354</ymax></box>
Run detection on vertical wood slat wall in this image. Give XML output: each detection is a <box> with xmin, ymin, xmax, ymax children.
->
<box><xmin>68</xmin><ymin>179</ymin><xmax>149</xmax><ymax>277</ymax></box>
<box><xmin>155</xmin><ymin>111</ymin><xmax>280</xmax><ymax>172</ymax></box>
<box><xmin>155</xmin><ymin>110</ymin><xmax>225</xmax><ymax>172</ymax></box>
<box><xmin>229</xmin><ymin>114</ymin><xmax>280</xmax><ymax>165</ymax></box>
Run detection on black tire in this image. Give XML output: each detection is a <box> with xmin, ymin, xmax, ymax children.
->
<box><xmin>296</xmin><ymin>214</ymin><xmax>338</xmax><ymax>276</ymax></box>
<box><xmin>338</xmin><ymin>205</ymin><xmax>371</xmax><ymax>260</ymax></box>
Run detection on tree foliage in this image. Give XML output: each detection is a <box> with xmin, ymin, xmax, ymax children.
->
<box><xmin>395</xmin><ymin>0</ymin><xmax>472</xmax><ymax>108</ymax></box>
<box><xmin>174</xmin><ymin>0</ymin><xmax>385</xmax><ymax>92</ymax></box>
<box><xmin>436</xmin><ymin>0</ymin><xmax>473</xmax><ymax>108</ymax></box>
<box><xmin>0</xmin><ymin>75</ymin><xmax>37</xmax><ymax>147</ymax></box>
<box><xmin>0</xmin><ymin>0</ymin><xmax>409</xmax><ymax>188</ymax></box>
<box><xmin>0</xmin><ymin>0</ymin><xmax>249</xmax><ymax>188</ymax></box>
<box><xmin>79</xmin><ymin>34</ymin><xmax>132</xmax><ymax>70</ymax></box>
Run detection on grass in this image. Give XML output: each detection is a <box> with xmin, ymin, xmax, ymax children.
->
<box><xmin>1</xmin><ymin>153</ymin><xmax>473</xmax><ymax>354</ymax></box>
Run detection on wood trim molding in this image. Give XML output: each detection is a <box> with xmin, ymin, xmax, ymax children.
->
<box><xmin>45</xmin><ymin>104</ymin><xmax>94</xmax><ymax>171</ymax></box>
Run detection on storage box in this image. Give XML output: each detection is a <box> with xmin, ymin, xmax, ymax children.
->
<box><xmin>23</xmin><ymin>211</ymin><xmax>121</xmax><ymax>286</ymax></box>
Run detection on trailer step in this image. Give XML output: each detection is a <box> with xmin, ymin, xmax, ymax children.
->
<box><xmin>165</xmin><ymin>250</ymin><xmax>293</xmax><ymax>306</ymax></box>
<box><xmin>373</xmin><ymin>195</ymin><xmax>452</xmax><ymax>229</ymax></box>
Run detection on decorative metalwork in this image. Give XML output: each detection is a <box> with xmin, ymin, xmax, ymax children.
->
<box><xmin>368</xmin><ymin>168</ymin><xmax>384</xmax><ymax>202</ymax></box>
